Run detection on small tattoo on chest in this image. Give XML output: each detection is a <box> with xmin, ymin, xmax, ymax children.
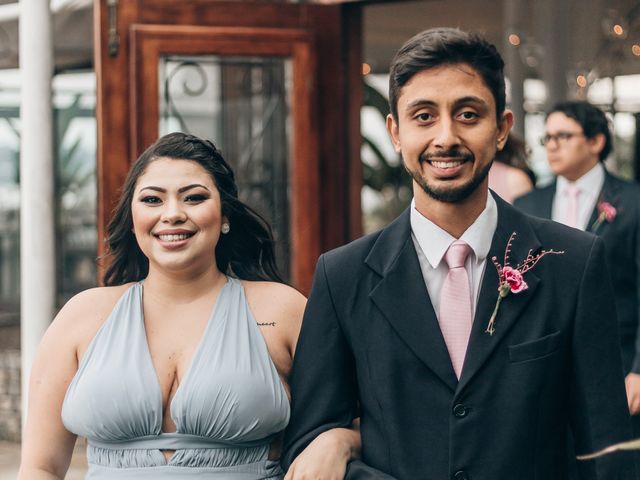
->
<box><xmin>257</xmin><ymin>322</ymin><xmax>276</xmax><ymax>327</ymax></box>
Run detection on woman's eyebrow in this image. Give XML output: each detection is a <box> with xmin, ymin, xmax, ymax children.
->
<box><xmin>178</xmin><ymin>184</ymin><xmax>210</xmax><ymax>193</ymax></box>
<box><xmin>138</xmin><ymin>183</ymin><xmax>210</xmax><ymax>193</ymax></box>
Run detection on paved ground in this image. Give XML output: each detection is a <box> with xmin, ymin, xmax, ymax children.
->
<box><xmin>0</xmin><ymin>440</ymin><xmax>87</xmax><ymax>479</ymax></box>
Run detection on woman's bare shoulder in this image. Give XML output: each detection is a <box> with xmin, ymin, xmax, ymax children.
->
<box><xmin>52</xmin><ymin>283</ymin><xmax>136</xmax><ymax>334</ymax></box>
<box><xmin>241</xmin><ymin>280</ymin><xmax>306</xmax><ymax>341</ymax></box>
<box><xmin>60</xmin><ymin>283</ymin><xmax>134</xmax><ymax>314</ymax></box>
<box><xmin>507</xmin><ymin>167</ymin><xmax>534</xmax><ymax>197</ymax></box>
<box><xmin>241</xmin><ymin>280</ymin><xmax>306</xmax><ymax>372</ymax></box>
<box><xmin>241</xmin><ymin>280</ymin><xmax>306</xmax><ymax>315</ymax></box>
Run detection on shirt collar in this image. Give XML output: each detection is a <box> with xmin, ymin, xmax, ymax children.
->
<box><xmin>410</xmin><ymin>194</ymin><xmax>498</xmax><ymax>269</ymax></box>
<box><xmin>555</xmin><ymin>162</ymin><xmax>605</xmax><ymax>200</ymax></box>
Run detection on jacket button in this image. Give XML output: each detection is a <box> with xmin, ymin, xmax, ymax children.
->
<box><xmin>452</xmin><ymin>404</ymin><xmax>468</xmax><ymax>418</ymax></box>
<box><xmin>453</xmin><ymin>470</ymin><xmax>469</xmax><ymax>480</ymax></box>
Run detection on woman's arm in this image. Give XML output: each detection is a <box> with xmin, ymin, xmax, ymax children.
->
<box><xmin>245</xmin><ymin>280</ymin><xmax>363</xmax><ymax>478</ymax></box>
<box><xmin>244</xmin><ymin>280</ymin><xmax>363</xmax><ymax>479</ymax></box>
<box><xmin>284</xmin><ymin>422</ymin><xmax>361</xmax><ymax>480</ymax></box>
<box><xmin>272</xmin><ymin>282</ymin><xmax>362</xmax><ymax>479</ymax></box>
<box><xmin>18</xmin><ymin>292</ymin><xmax>96</xmax><ymax>479</ymax></box>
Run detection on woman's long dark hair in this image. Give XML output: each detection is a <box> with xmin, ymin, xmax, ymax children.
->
<box><xmin>102</xmin><ymin>132</ymin><xmax>283</xmax><ymax>285</ymax></box>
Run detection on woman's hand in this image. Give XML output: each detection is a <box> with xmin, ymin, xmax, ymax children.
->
<box><xmin>625</xmin><ymin>373</ymin><xmax>640</xmax><ymax>415</ymax></box>
<box><xmin>284</xmin><ymin>427</ymin><xmax>361</xmax><ymax>480</ymax></box>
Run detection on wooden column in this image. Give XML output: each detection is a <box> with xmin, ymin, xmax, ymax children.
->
<box><xmin>504</xmin><ymin>0</ymin><xmax>526</xmax><ymax>137</ymax></box>
<box><xmin>540</xmin><ymin>0</ymin><xmax>569</xmax><ymax>109</ymax></box>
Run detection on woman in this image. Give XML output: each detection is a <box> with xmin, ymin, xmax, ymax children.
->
<box><xmin>488</xmin><ymin>133</ymin><xmax>535</xmax><ymax>203</ymax></box>
<box><xmin>19</xmin><ymin>133</ymin><xmax>358</xmax><ymax>479</ymax></box>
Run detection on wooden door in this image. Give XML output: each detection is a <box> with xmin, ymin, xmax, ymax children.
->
<box><xmin>95</xmin><ymin>1</ymin><xmax>364</xmax><ymax>292</ymax></box>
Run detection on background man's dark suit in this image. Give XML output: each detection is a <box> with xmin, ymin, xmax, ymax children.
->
<box><xmin>283</xmin><ymin>195</ymin><xmax>634</xmax><ymax>480</ymax></box>
<box><xmin>514</xmin><ymin>172</ymin><xmax>640</xmax><ymax>376</ymax></box>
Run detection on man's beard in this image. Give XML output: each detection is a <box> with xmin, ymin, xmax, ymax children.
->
<box><xmin>406</xmin><ymin>149</ymin><xmax>493</xmax><ymax>203</ymax></box>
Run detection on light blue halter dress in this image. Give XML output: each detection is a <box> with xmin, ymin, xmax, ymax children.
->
<box><xmin>62</xmin><ymin>277</ymin><xmax>290</xmax><ymax>479</ymax></box>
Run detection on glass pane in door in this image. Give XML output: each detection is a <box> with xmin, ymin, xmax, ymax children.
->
<box><xmin>159</xmin><ymin>55</ymin><xmax>292</xmax><ymax>278</ymax></box>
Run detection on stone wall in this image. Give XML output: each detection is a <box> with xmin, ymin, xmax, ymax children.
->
<box><xmin>0</xmin><ymin>325</ymin><xmax>21</xmax><ymax>442</ymax></box>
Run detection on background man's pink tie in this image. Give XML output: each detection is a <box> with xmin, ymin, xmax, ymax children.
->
<box><xmin>566</xmin><ymin>184</ymin><xmax>581</xmax><ymax>228</ymax></box>
<box><xmin>439</xmin><ymin>240</ymin><xmax>472</xmax><ymax>379</ymax></box>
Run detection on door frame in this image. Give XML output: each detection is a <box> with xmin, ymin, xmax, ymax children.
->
<box><xmin>95</xmin><ymin>1</ymin><xmax>363</xmax><ymax>291</ymax></box>
<box><xmin>130</xmin><ymin>25</ymin><xmax>319</xmax><ymax>286</ymax></box>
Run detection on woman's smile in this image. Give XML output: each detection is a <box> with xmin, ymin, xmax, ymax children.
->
<box><xmin>132</xmin><ymin>158</ymin><xmax>223</xmax><ymax>272</ymax></box>
<box><xmin>153</xmin><ymin>229</ymin><xmax>197</xmax><ymax>249</ymax></box>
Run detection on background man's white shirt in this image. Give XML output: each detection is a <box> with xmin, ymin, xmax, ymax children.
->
<box><xmin>552</xmin><ymin>162</ymin><xmax>605</xmax><ymax>231</ymax></box>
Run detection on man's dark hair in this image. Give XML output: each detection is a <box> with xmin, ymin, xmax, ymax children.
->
<box><xmin>547</xmin><ymin>101</ymin><xmax>613</xmax><ymax>161</ymax></box>
<box><xmin>388</xmin><ymin>28</ymin><xmax>506</xmax><ymax>122</ymax></box>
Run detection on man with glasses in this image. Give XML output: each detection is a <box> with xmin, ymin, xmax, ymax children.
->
<box><xmin>515</xmin><ymin>100</ymin><xmax>640</xmax><ymax>437</ymax></box>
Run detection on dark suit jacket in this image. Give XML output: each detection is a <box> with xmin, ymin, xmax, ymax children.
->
<box><xmin>514</xmin><ymin>171</ymin><xmax>640</xmax><ymax>374</ymax></box>
<box><xmin>283</xmin><ymin>194</ymin><xmax>635</xmax><ymax>480</ymax></box>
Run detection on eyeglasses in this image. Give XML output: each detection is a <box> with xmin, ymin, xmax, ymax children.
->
<box><xmin>539</xmin><ymin>131</ymin><xmax>584</xmax><ymax>146</ymax></box>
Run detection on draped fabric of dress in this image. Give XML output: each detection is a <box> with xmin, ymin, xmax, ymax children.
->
<box><xmin>62</xmin><ymin>277</ymin><xmax>290</xmax><ymax>479</ymax></box>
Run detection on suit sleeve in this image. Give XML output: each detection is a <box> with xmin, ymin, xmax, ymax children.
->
<box><xmin>632</xmin><ymin>202</ymin><xmax>640</xmax><ymax>374</ymax></box>
<box><xmin>282</xmin><ymin>255</ymin><xmax>396</xmax><ymax>479</ymax></box>
<box><xmin>571</xmin><ymin>237</ymin><xmax>637</xmax><ymax>479</ymax></box>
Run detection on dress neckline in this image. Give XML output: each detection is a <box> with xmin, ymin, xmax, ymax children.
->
<box><xmin>137</xmin><ymin>277</ymin><xmax>232</xmax><ymax>433</ymax></box>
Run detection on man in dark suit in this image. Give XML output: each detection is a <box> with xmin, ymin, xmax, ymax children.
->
<box><xmin>283</xmin><ymin>29</ymin><xmax>634</xmax><ymax>479</ymax></box>
<box><xmin>514</xmin><ymin>100</ymin><xmax>640</xmax><ymax>441</ymax></box>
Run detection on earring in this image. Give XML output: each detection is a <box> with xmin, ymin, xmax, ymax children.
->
<box><xmin>221</xmin><ymin>223</ymin><xmax>230</xmax><ymax>234</ymax></box>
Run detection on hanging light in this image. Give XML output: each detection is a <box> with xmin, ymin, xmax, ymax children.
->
<box><xmin>576</xmin><ymin>75</ymin><xmax>588</xmax><ymax>88</ymax></box>
<box><xmin>508</xmin><ymin>34</ymin><xmax>521</xmax><ymax>46</ymax></box>
<box><xmin>567</xmin><ymin>65</ymin><xmax>597</xmax><ymax>91</ymax></box>
<box><xmin>602</xmin><ymin>10</ymin><xmax>629</xmax><ymax>39</ymax></box>
<box><xmin>519</xmin><ymin>41</ymin><xmax>543</xmax><ymax>68</ymax></box>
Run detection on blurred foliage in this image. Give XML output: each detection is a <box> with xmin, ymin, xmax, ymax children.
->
<box><xmin>55</xmin><ymin>95</ymin><xmax>95</xmax><ymax>202</ymax></box>
<box><xmin>613</xmin><ymin>132</ymin><xmax>634</xmax><ymax>181</ymax></box>
<box><xmin>361</xmin><ymin>81</ymin><xmax>411</xmax><ymax>233</ymax></box>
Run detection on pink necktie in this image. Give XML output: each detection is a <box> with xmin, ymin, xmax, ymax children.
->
<box><xmin>439</xmin><ymin>240</ymin><xmax>472</xmax><ymax>379</ymax></box>
<box><xmin>565</xmin><ymin>184</ymin><xmax>581</xmax><ymax>228</ymax></box>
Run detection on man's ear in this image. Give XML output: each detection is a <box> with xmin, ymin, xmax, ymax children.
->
<box><xmin>588</xmin><ymin>133</ymin><xmax>606</xmax><ymax>157</ymax></box>
<box><xmin>496</xmin><ymin>109</ymin><xmax>514</xmax><ymax>151</ymax></box>
<box><xmin>386</xmin><ymin>114</ymin><xmax>402</xmax><ymax>153</ymax></box>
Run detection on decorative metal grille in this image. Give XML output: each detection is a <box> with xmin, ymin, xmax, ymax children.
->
<box><xmin>159</xmin><ymin>55</ymin><xmax>292</xmax><ymax>279</ymax></box>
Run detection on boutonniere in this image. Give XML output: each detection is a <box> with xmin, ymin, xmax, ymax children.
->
<box><xmin>486</xmin><ymin>232</ymin><xmax>564</xmax><ymax>335</ymax></box>
<box><xmin>589</xmin><ymin>200</ymin><xmax>617</xmax><ymax>233</ymax></box>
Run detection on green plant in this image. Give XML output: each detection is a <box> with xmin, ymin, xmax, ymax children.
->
<box><xmin>361</xmin><ymin>80</ymin><xmax>411</xmax><ymax>232</ymax></box>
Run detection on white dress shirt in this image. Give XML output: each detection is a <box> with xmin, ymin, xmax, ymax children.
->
<box><xmin>410</xmin><ymin>194</ymin><xmax>498</xmax><ymax>320</ymax></box>
<box><xmin>552</xmin><ymin>162</ymin><xmax>605</xmax><ymax>231</ymax></box>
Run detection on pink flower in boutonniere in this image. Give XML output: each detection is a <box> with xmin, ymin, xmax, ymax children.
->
<box><xmin>599</xmin><ymin>202</ymin><xmax>617</xmax><ymax>222</ymax></box>
<box><xmin>501</xmin><ymin>266</ymin><xmax>528</xmax><ymax>294</ymax></box>
<box><xmin>590</xmin><ymin>201</ymin><xmax>617</xmax><ymax>232</ymax></box>
<box><xmin>486</xmin><ymin>232</ymin><xmax>564</xmax><ymax>335</ymax></box>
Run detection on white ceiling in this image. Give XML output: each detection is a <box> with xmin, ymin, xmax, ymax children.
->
<box><xmin>1</xmin><ymin>0</ymin><xmax>638</xmax><ymax>82</ymax></box>
<box><xmin>0</xmin><ymin>0</ymin><xmax>93</xmax><ymax>70</ymax></box>
<box><xmin>363</xmin><ymin>0</ymin><xmax>640</xmax><ymax>78</ymax></box>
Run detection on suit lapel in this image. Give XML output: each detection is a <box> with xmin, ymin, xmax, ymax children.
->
<box><xmin>365</xmin><ymin>199</ymin><xmax>549</xmax><ymax>393</ymax></box>
<box><xmin>457</xmin><ymin>197</ymin><xmax>541</xmax><ymax>392</ymax></box>
<box><xmin>366</xmin><ymin>209</ymin><xmax>458</xmax><ymax>391</ymax></box>
<box><xmin>586</xmin><ymin>197</ymin><xmax>600</xmax><ymax>231</ymax></box>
